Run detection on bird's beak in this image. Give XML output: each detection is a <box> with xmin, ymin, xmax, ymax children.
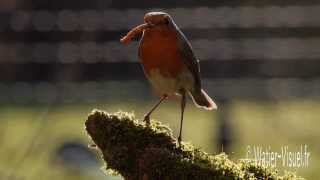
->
<box><xmin>145</xmin><ymin>22</ymin><xmax>155</xmax><ymax>28</ymax></box>
<box><xmin>120</xmin><ymin>23</ymin><xmax>152</xmax><ymax>44</ymax></box>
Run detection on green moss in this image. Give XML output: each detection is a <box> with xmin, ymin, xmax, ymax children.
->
<box><xmin>85</xmin><ymin>109</ymin><xmax>304</xmax><ymax>180</ymax></box>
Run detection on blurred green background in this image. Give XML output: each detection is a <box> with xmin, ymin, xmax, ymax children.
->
<box><xmin>0</xmin><ymin>93</ymin><xmax>319</xmax><ymax>179</ymax></box>
<box><xmin>1</xmin><ymin>0</ymin><xmax>320</xmax><ymax>179</ymax></box>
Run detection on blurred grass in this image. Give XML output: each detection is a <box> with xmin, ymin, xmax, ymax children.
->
<box><xmin>0</xmin><ymin>98</ymin><xmax>318</xmax><ymax>179</ymax></box>
<box><xmin>229</xmin><ymin>99</ymin><xmax>320</xmax><ymax>179</ymax></box>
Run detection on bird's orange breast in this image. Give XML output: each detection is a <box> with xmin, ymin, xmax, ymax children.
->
<box><xmin>138</xmin><ymin>26</ymin><xmax>184</xmax><ymax>77</ymax></box>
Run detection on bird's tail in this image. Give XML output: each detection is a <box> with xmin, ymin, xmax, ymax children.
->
<box><xmin>189</xmin><ymin>89</ymin><xmax>217</xmax><ymax>110</ymax></box>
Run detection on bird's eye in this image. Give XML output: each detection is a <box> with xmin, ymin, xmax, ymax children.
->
<box><xmin>164</xmin><ymin>18</ymin><xmax>169</xmax><ymax>25</ymax></box>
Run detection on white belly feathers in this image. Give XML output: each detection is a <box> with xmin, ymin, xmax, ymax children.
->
<box><xmin>146</xmin><ymin>67</ymin><xmax>195</xmax><ymax>96</ymax></box>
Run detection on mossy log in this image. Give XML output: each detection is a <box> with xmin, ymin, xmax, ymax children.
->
<box><xmin>85</xmin><ymin>109</ymin><xmax>303</xmax><ymax>180</ymax></box>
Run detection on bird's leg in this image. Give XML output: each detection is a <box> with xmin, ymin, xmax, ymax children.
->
<box><xmin>143</xmin><ymin>95</ymin><xmax>168</xmax><ymax>125</ymax></box>
<box><xmin>178</xmin><ymin>91</ymin><xmax>186</xmax><ymax>147</ymax></box>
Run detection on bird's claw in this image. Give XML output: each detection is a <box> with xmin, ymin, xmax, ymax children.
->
<box><xmin>143</xmin><ymin>114</ymin><xmax>151</xmax><ymax>126</ymax></box>
<box><xmin>178</xmin><ymin>136</ymin><xmax>182</xmax><ymax>147</ymax></box>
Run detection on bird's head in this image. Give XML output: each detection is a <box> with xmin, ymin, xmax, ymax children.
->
<box><xmin>144</xmin><ymin>12</ymin><xmax>173</xmax><ymax>27</ymax></box>
<box><xmin>120</xmin><ymin>12</ymin><xmax>177</xmax><ymax>44</ymax></box>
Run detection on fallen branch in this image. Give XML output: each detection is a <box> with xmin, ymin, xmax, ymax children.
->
<box><xmin>85</xmin><ymin>109</ymin><xmax>303</xmax><ymax>180</ymax></box>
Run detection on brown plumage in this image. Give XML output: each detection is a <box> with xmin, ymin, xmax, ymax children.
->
<box><xmin>121</xmin><ymin>11</ymin><xmax>217</xmax><ymax>145</ymax></box>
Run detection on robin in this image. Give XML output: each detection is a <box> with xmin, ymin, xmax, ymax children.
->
<box><xmin>121</xmin><ymin>12</ymin><xmax>217</xmax><ymax>145</ymax></box>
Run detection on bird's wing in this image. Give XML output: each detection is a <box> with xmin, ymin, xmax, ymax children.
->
<box><xmin>175</xmin><ymin>26</ymin><xmax>202</xmax><ymax>90</ymax></box>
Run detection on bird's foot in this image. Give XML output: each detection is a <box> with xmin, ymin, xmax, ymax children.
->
<box><xmin>143</xmin><ymin>114</ymin><xmax>151</xmax><ymax>126</ymax></box>
<box><xmin>178</xmin><ymin>136</ymin><xmax>182</xmax><ymax>147</ymax></box>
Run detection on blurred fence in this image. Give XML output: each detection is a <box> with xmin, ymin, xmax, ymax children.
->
<box><xmin>0</xmin><ymin>79</ymin><xmax>320</xmax><ymax>104</ymax></box>
<box><xmin>0</xmin><ymin>1</ymin><xmax>320</xmax><ymax>103</ymax></box>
